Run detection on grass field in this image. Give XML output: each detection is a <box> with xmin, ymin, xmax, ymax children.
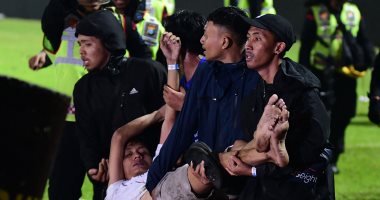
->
<box><xmin>1</xmin><ymin>18</ymin><xmax>379</xmax><ymax>200</ymax></box>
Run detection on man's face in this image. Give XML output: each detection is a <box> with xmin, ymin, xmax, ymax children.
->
<box><xmin>245</xmin><ymin>26</ymin><xmax>279</xmax><ymax>70</ymax></box>
<box><xmin>113</xmin><ymin>0</ymin><xmax>130</xmax><ymax>11</ymax></box>
<box><xmin>77</xmin><ymin>0</ymin><xmax>103</xmax><ymax>12</ymax></box>
<box><xmin>122</xmin><ymin>142</ymin><xmax>152</xmax><ymax>180</ymax></box>
<box><xmin>78</xmin><ymin>35</ymin><xmax>110</xmax><ymax>71</ymax></box>
<box><xmin>200</xmin><ymin>21</ymin><xmax>226</xmax><ymax>61</ymax></box>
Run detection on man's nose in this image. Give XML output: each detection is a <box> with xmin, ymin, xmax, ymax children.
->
<box><xmin>133</xmin><ymin>152</ymin><xmax>143</xmax><ymax>160</ymax></box>
<box><xmin>79</xmin><ymin>46</ymin><xmax>85</xmax><ymax>55</ymax></box>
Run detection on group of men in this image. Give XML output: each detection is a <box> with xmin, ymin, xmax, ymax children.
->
<box><xmin>28</xmin><ymin>0</ymin><xmax>378</xmax><ymax>199</ymax></box>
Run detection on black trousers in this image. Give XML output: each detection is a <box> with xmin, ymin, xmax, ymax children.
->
<box><xmin>48</xmin><ymin>121</ymin><xmax>86</xmax><ymax>200</ymax></box>
<box><xmin>329</xmin><ymin>73</ymin><xmax>357</xmax><ymax>164</ymax></box>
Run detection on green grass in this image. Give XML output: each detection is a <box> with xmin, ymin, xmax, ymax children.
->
<box><xmin>1</xmin><ymin>18</ymin><xmax>379</xmax><ymax>200</ymax></box>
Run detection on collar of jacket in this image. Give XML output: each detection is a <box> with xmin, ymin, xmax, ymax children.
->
<box><xmin>212</xmin><ymin>58</ymin><xmax>247</xmax><ymax>90</ymax></box>
<box><xmin>90</xmin><ymin>55</ymin><xmax>126</xmax><ymax>76</ymax></box>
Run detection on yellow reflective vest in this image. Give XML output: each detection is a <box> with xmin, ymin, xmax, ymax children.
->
<box><xmin>223</xmin><ymin>0</ymin><xmax>276</xmax><ymax>17</ymax></box>
<box><xmin>310</xmin><ymin>2</ymin><xmax>361</xmax><ymax>71</ymax></box>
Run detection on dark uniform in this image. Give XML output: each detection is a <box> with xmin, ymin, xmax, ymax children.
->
<box><xmin>299</xmin><ymin>0</ymin><xmax>375</xmax><ymax>171</ymax></box>
<box><xmin>368</xmin><ymin>54</ymin><xmax>380</xmax><ymax>125</ymax></box>
<box><xmin>74</xmin><ymin>10</ymin><xmax>167</xmax><ymax>200</ymax></box>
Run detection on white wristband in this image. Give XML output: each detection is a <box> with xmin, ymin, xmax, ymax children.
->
<box><xmin>251</xmin><ymin>167</ymin><xmax>257</xmax><ymax>177</ymax></box>
<box><xmin>224</xmin><ymin>145</ymin><xmax>234</xmax><ymax>152</ymax></box>
<box><xmin>167</xmin><ymin>64</ymin><xmax>179</xmax><ymax>70</ymax></box>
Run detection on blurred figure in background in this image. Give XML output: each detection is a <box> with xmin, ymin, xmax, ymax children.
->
<box><xmin>299</xmin><ymin>0</ymin><xmax>375</xmax><ymax>174</ymax></box>
<box><xmin>368</xmin><ymin>53</ymin><xmax>380</xmax><ymax>126</ymax></box>
<box><xmin>223</xmin><ymin>0</ymin><xmax>276</xmax><ymax>18</ymax></box>
<box><xmin>112</xmin><ymin>0</ymin><xmax>165</xmax><ymax>59</ymax></box>
<box><xmin>27</xmin><ymin>0</ymin><xmax>150</xmax><ymax>199</ymax></box>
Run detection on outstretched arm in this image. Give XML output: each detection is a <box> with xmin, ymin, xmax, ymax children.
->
<box><xmin>108</xmin><ymin>106</ymin><xmax>165</xmax><ymax>185</ymax></box>
<box><xmin>159</xmin><ymin>32</ymin><xmax>181</xmax><ymax>143</ymax></box>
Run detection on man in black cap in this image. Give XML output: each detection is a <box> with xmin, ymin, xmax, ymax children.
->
<box><xmin>219</xmin><ymin>14</ymin><xmax>332</xmax><ymax>199</ymax></box>
<box><xmin>73</xmin><ymin>9</ymin><xmax>166</xmax><ymax>199</ymax></box>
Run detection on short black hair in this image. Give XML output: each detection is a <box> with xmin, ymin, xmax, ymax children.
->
<box><xmin>164</xmin><ymin>10</ymin><xmax>206</xmax><ymax>56</ymax></box>
<box><xmin>207</xmin><ymin>6</ymin><xmax>250</xmax><ymax>47</ymax></box>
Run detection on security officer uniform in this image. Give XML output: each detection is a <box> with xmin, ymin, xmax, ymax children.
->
<box><xmin>299</xmin><ymin>0</ymin><xmax>375</xmax><ymax>172</ymax></box>
<box><xmin>223</xmin><ymin>0</ymin><xmax>276</xmax><ymax>18</ymax></box>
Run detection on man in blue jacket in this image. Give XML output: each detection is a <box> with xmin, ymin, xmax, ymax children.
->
<box><xmin>146</xmin><ymin>6</ymin><xmax>259</xmax><ymax>198</ymax></box>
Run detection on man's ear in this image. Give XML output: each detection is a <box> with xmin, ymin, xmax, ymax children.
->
<box><xmin>222</xmin><ymin>36</ymin><xmax>233</xmax><ymax>49</ymax></box>
<box><xmin>274</xmin><ymin>42</ymin><xmax>286</xmax><ymax>55</ymax></box>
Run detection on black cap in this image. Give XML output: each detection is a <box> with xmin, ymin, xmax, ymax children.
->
<box><xmin>242</xmin><ymin>14</ymin><xmax>296</xmax><ymax>51</ymax></box>
<box><xmin>75</xmin><ymin>10</ymin><xmax>126</xmax><ymax>56</ymax></box>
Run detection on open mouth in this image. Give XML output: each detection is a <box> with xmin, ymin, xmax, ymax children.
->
<box><xmin>81</xmin><ymin>57</ymin><xmax>89</xmax><ymax>67</ymax></box>
<box><xmin>245</xmin><ymin>52</ymin><xmax>254</xmax><ymax>62</ymax></box>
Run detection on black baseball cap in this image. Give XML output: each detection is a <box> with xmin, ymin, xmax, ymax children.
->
<box><xmin>242</xmin><ymin>14</ymin><xmax>296</xmax><ymax>51</ymax></box>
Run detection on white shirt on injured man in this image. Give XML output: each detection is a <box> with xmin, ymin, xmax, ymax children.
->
<box><xmin>105</xmin><ymin>144</ymin><xmax>162</xmax><ymax>200</ymax></box>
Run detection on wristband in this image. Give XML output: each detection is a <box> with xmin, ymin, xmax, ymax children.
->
<box><xmin>167</xmin><ymin>64</ymin><xmax>179</xmax><ymax>70</ymax></box>
<box><xmin>224</xmin><ymin>145</ymin><xmax>234</xmax><ymax>152</ymax></box>
<box><xmin>251</xmin><ymin>167</ymin><xmax>257</xmax><ymax>177</ymax></box>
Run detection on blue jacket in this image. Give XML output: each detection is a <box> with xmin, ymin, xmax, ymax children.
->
<box><xmin>146</xmin><ymin>59</ymin><xmax>259</xmax><ymax>192</ymax></box>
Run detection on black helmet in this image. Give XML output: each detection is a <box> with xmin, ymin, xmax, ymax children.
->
<box><xmin>75</xmin><ymin>10</ymin><xmax>126</xmax><ymax>56</ymax></box>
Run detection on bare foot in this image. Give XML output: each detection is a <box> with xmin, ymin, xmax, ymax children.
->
<box><xmin>255</xmin><ymin>94</ymin><xmax>282</xmax><ymax>152</ymax></box>
<box><xmin>267</xmin><ymin>107</ymin><xmax>290</xmax><ymax>167</ymax></box>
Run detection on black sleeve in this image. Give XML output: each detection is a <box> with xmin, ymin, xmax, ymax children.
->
<box><xmin>356</xmin><ymin>18</ymin><xmax>375</xmax><ymax>67</ymax></box>
<box><xmin>124</xmin><ymin>17</ymin><xmax>152</xmax><ymax>58</ymax></box>
<box><xmin>299</xmin><ymin>9</ymin><xmax>317</xmax><ymax>68</ymax></box>
<box><xmin>73</xmin><ymin>78</ymin><xmax>101</xmax><ymax>171</ymax></box>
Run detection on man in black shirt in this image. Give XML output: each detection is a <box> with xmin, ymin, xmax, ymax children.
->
<box><xmin>74</xmin><ymin>10</ymin><xmax>166</xmax><ymax>199</ymax></box>
<box><xmin>220</xmin><ymin>14</ymin><xmax>331</xmax><ymax>199</ymax></box>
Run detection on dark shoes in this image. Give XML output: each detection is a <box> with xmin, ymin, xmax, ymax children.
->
<box><xmin>183</xmin><ymin>141</ymin><xmax>223</xmax><ymax>189</ymax></box>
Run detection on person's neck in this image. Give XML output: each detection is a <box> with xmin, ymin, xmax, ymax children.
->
<box><xmin>218</xmin><ymin>47</ymin><xmax>244</xmax><ymax>64</ymax></box>
<box><xmin>182</xmin><ymin>52</ymin><xmax>200</xmax><ymax>81</ymax></box>
<box><xmin>257</xmin><ymin>58</ymin><xmax>282</xmax><ymax>84</ymax></box>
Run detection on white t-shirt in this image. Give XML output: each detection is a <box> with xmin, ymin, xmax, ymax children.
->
<box><xmin>105</xmin><ymin>144</ymin><xmax>162</xmax><ymax>200</ymax></box>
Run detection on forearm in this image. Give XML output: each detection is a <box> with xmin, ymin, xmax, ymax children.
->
<box><xmin>108</xmin><ymin>134</ymin><xmax>125</xmax><ymax>185</ymax></box>
<box><xmin>161</xmin><ymin>60</ymin><xmax>180</xmax><ymax>143</ymax></box>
